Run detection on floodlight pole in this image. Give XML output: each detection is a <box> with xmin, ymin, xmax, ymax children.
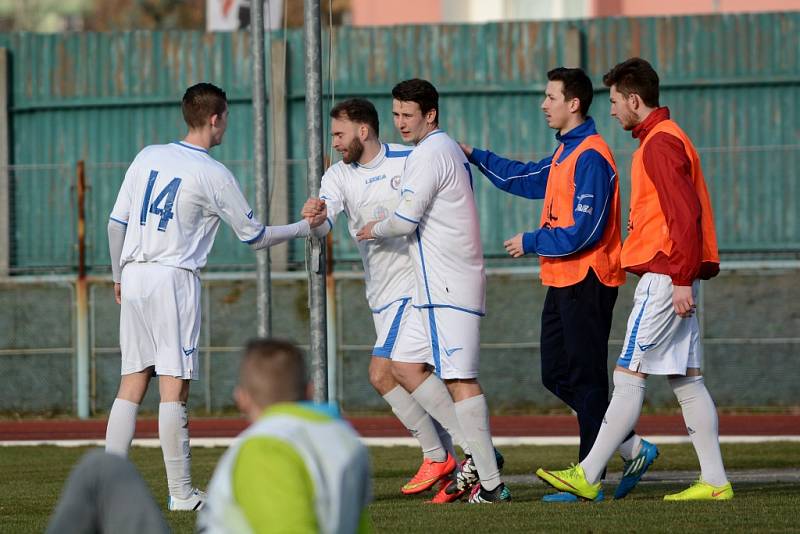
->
<box><xmin>251</xmin><ymin>0</ymin><xmax>272</xmax><ymax>337</ymax></box>
<box><xmin>304</xmin><ymin>0</ymin><xmax>328</xmax><ymax>403</ymax></box>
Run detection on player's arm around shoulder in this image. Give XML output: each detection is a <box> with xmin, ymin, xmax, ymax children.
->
<box><xmin>232</xmin><ymin>435</ymin><xmax>317</xmax><ymax>534</ymax></box>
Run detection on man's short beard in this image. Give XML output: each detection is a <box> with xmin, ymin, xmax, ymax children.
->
<box><xmin>342</xmin><ymin>137</ymin><xmax>364</xmax><ymax>164</ymax></box>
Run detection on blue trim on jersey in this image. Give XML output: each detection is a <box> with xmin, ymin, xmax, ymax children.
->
<box><xmin>325</xmin><ymin>217</ymin><xmax>334</xmax><ymax>229</ymax></box>
<box><xmin>383</xmin><ymin>143</ymin><xmax>412</xmax><ymax>158</ymax></box>
<box><xmin>242</xmin><ymin>226</ymin><xmax>266</xmax><ymax>244</ymax></box>
<box><xmin>109</xmin><ymin>216</ymin><xmax>128</xmax><ymax>226</ymax></box>
<box><xmin>415</xmin><ymin>228</ymin><xmax>434</xmax><ymax>305</ymax></box>
<box><xmin>394</xmin><ymin>212</ymin><xmax>419</xmax><ymax>225</ymax></box>
<box><xmin>427</xmin><ymin>308</ymin><xmax>442</xmax><ymax>375</ymax></box>
<box><xmin>173</xmin><ymin>141</ymin><xmax>209</xmax><ymax>154</ymax></box>
<box><xmin>412</xmin><ymin>304</ymin><xmax>485</xmax><ymax>317</ymax></box>
<box><xmin>618</xmin><ymin>281</ymin><xmax>653</xmax><ymax>368</ymax></box>
<box><xmin>372</xmin><ymin>298</ymin><xmax>410</xmax><ymax>358</ymax></box>
<box><xmin>371</xmin><ymin>297</ymin><xmax>413</xmax><ymax>314</ymax></box>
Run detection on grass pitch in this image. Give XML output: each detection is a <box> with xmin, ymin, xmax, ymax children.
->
<box><xmin>0</xmin><ymin>442</ymin><xmax>798</xmax><ymax>533</ymax></box>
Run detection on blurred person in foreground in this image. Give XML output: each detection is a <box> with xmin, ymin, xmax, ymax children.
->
<box><xmin>197</xmin><ymin>338</ymin><xmax>372</xmax><ymax>533</ymax></box>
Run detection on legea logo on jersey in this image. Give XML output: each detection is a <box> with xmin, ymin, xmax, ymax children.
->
<box><xmin>390</xmin><ymin>175</ymin><xmax>401</xmax><ymax>190</ymax></box>
<box><xmin>373</xmin><ymin>205</ymin><xmax>389</xmax><ymax>221</ymax></box>
<box><xmin>365</xmin><ymin>174</ymin><xmax>387</xmax><ymax>185</ymax></box>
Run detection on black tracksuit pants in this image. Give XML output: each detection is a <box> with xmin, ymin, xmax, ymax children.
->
<box><xmin>540</xmin><ymin>268</ymin><xmax>618</xmax><ymax>462</ymax></box>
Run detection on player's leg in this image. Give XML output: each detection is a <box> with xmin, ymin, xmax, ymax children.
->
<box><xmin>540</xmin><ymin>286</ymin><xmax>576</xmax><ymax>411</ymax></box>
<box><xmin>106</xmin><ymin>264</ymin><xmax>154</xmax><ymax>457</ymax></box>
<box><xmin>370</xmin><ymin>300</ymin><xmax>447</xmax><ymax>465</ymax></box>
<box><xmin>106</xmin><ymin>370</ymin><xmax>151</xmax><ymax>457</ymax></box>
<box><xmin>154</xmin><ymin>266</ymin><xmax>204</xmax><ymax>510</ymax></box>
<box><xmin>391</xmin><ymin>307</ymin><xmax>470</xmax><ymax>457</ymax></box>
<box><xmin>430</xmin><ymin>308</ymin><xmax>509</xmax><ymax>503</ymax></box>
<box><xmin>665</xmin><ymin>286</ymin><xmax>731</xmax><ymax>500</ymax></box>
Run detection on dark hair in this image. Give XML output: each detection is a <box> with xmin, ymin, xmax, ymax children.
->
<box><xmin>546</xmin><ymin>67</ymin><xmax>594</xmax><ymax>117</ymax></box>
<box><xmin>330</xmin><ymin>98</ymin><xmax>380</xmax><ymax>136</ymax></box>
<box><xmin>181</xmin><ymin>83</ymin><xmax>228</xmax><ymax>129</ymax></box>
<box><xmin>391</xmin><ymin>79</ymin><xmax>439</xmax><ymax>125</ymax></box>
<box><xmin>240</xmin><ymin>338</ymin><xmax>307</xmax><ymax>405</ymax></box>
<box><xmin>602</xmin><ymin>57</ymin><xmax>660</xmax><ymax>108</ymax></box>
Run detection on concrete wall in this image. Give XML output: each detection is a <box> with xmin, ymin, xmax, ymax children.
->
<box><xmin>1</xmin><ymin>266</ymin><xmax>797</xmax><ymax>415</ymax></box>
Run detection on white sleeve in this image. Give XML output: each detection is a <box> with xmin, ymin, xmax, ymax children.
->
<box><xmin>107</xmin><ymin>220</ymin><xmax>126</xmax><ymax>283</ymax></box>
<box><xmin>109</xmin><ymin>161</ymin><xmax>137</xmax><ymax>225</ymax></box>
<box><xmin>373</xmin><ymin>152</ymin><xmax>438</xmax><ymax>237</ymax></box>
<box><xmin>208</xmin><ymin>169</ymin><xmax>267</xmax><ymax>244</ymax></box>
<box><xmin>311</xmin><ymin>169</ymin><xmax>346</xmax><ymax>238</ymax></box>
<box><xmin>248</xmin><ymin>220</ymin><xmax>311</xmax><ymax>250</ymax></box>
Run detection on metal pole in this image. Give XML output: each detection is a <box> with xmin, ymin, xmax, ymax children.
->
<box><xmin>251</xmin><ymin>0</ymin><xmax>272</xmax><ymax>337</ymax></box>
<box><xmin>304</xmin><ymin>0</ymin><xmax>328</xmax><ymax>403</ymax></box>
<box><xmin>75</xmin><ymin>161</ymin><xmax>90</xmax><ymax>418</ymax></box>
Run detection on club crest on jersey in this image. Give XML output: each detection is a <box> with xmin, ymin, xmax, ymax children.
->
<box><xmin>365</xmin><ymin>174</ymin><xmax>387</xmax><ymax>185</ymax></box>
<box><xmin>373</xmin><ymin>205</ymin><xmax>389</xmax><ymax>221</ymax></box>
<box><xmin>390</xmin><ymin>175</ymin><xmax>402</xmax><ymax>190</ymax></box>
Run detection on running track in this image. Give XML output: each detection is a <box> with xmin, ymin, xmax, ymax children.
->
<box><xmin>0</xmin><ymin>414</ymin><xmax>797</xmax><ymax>441</ymax></box>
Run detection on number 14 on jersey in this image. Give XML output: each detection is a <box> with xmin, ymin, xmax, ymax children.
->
<box><xmin>139</xmin><ymin>170</ymin><xmax>182</xmax><ymax>231</ymax></box>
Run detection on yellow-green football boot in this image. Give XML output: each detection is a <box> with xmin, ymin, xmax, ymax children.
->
<box><xmin>535</xmin><ymin>464</ymin><xmax>601</xmax><ymax>501</ymax></box>
<box><xmin>664</xmin><ymin>480</ymin><xmax>734</xmax><ymax>501</ymax></box>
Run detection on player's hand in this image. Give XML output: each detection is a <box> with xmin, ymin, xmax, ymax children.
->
<box><xmin>356</xmin><ymin>221</ymin><xmax>378</xmax><ymax>241</ymax></box>
<box><xmin>301</xmin><ymin>197</ymin><xmax>325</xmax><ymax>219</ymax></box>
<box><xmin>114</xmin><ymin>283</ymin><xmax>121</xmax><ymax>305</ymax></box>
<box><xmin>503</xmin><ymin>233</ymin><xmax>525</xmax><ymax>258</ymax></box>
<box><xmin>458</xmin><ymin>142</ymin><xmax>473</xmax><ymax>157</ymax></box>
<box><xmin>672</xmin><ymin>284</ymin><xmax>695</xmax><ymax>317</ymax></box>
<box><xmin>307</xmin><ymin>207</ymin><xmax>328</xmax><ymax>228</ymax></box>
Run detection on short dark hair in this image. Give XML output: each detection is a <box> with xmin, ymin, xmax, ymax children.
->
<box><xmin>182</xmin><ymin>83</ymin><xmax>228</xmax><ymax>129</ymax></box>
<box><xmin>391</xmin><ymin>79</ymin><xmax>439</xmax><ymax>125</ymax></box>
<box><xmin>546</xmin><ymin>67</ymin><xmax>594</xmax><ymax>117</ymax></box>
<box><xmin>240</xmin><ymin>338</ymin><xmax>307</xmax><ymax>406</ymax></box>
<box><xmin>602</xmin><ymin>57</ymin><xmax>660</xmax><ymax>108</ymax></box>
<box><xmin>330</xmin><ymin>98</ymin><xmax>380</xmax><ymax>136</ymax></box>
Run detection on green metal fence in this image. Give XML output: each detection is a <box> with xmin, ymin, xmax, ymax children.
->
<box><xmin>1</xmin><ymin>11</ymin><xmax>798</xmax><ymax>274</ymax></box>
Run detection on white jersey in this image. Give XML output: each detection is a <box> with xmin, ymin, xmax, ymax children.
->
<box><xmin>110</xmin><ymin>141</ymin><xmax>265</xmax><ymax>273</ymax></box>
<box><xmin>321</xmin><ymin>143</ymin><xmax>415</xmax><ymax>310</ymax></box>
<box><xmin>394</xmin><ymin>130</ymin><xmax>486</xmax><ymax>314</ymax></box>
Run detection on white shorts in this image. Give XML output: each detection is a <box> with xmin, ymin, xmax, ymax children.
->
<box><xmin>395</xmin><ymin>306</ymin><xmax>481</xmax><ymax>380</ymax></box>
<box><xmin>617</xmin><ymin>273</ymin><xmax>702</xmax><ymax>375</ymax></box>
<box><xmin>372</xmin><ymin>298</ymin><xmax>412</xmax><ymax>359</ymax></box>
<box><xmin>386</xmin><ymin>302</ymin><xmax>433</xmax><ymax>364</ymax></box>
<box><xmin>119</xmin><ymin>263</ymin><xmax>201</xmax><ymax>379</ymax></box>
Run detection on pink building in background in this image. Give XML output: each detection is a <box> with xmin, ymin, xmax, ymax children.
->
<box><xmin>349</xmin><ymin>0</ymin><xmax>800</xmax><ymax>26</ymax></box>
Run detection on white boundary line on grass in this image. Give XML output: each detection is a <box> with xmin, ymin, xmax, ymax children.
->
<box><xmin>0</xmin><ymin>435</ymin><xmax>798</xmax><ymax>448</ymax></box>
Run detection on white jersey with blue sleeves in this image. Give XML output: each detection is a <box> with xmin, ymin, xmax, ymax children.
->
<box><xmin>320</xmin><ymin>143</ymin><xmax>414</xmax><ymax>310</ymax></box>
<box><xmin>393</xmin><ymin>130</ymin><xmax>486</xmax><ymax>315</ymax></box>
<box><xmin>110</xmin><ymin>141</ymin><xmax>264</xmax><ymax>273</ymax></box>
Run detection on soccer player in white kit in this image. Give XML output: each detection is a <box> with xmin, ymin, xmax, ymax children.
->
<box><xmin>104</xmin><ymin>83</ymin><xmax>325</xmax><ymax>511</ymax></box>
<box><xmin>357</xmin><ymin>79</ymin><xmax>510</xmax><ymax>503</ymax></box>
<box><xmin>301</xmin><ymin>98</ymin><xmax>461</xmax><ymax>496</ymax></box>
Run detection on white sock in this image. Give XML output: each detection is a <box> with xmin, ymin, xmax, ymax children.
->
<box><xmin>383</xmin><ymin>385</ymin><xmax>446</xmax><ymax>462</ymax></box>
<box><xmin>105</xmin><ymin>398</ymin><xmax>139</xmax><ymax>457</ymax></box>
<box><xmin>433</xmin><ymin>418</ymin><xmax>457</xmax><ymax>460</ymax></box>
<box><xmin>618</xmin><ymin>434</ymin><xmax>642</xmax><ymax>461</ymax></box>
<box><xmin>670</xmin><ymin>375</ymin><xmax>728</xmax><ymax>486</ymax></box>
<box><xmin>159</xmin><ymin>402</ymin><xmax>192</xmax><ymax>499</ymax></box>
<box><xmin>581</xmin><ymin>372</ymin><xmax>646</xmax><ymax>484</ymax></box>
<box><xmin>410</xmin><ymin>374</ymin><xmax>471</xmax><ymax>456</ymax></box>
<box><xmin>455</xmin><ymin>394</ymin><xmax>501</xmax><ymax>491</ymax></box>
